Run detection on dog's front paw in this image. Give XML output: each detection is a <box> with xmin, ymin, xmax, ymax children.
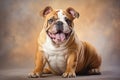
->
<box><xmin>62</xmin><ymin>72</ymin><xmax>76</xmax><ymax>78</ymax></box>
<box><xmin>28</xmin><ymin>72</ymin><xmax>40</xmax><ymax>78</ymax></box>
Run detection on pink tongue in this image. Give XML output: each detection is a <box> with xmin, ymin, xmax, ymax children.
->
<box><xmin>56</xmin><ymin>33</ymin><xmax>65</xmax><ymax>42</ymax></box>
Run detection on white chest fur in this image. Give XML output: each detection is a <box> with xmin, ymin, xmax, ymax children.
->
<box><xmin>42</xmin><ymin>36</ymin><xmax>68</xmax><ymax>74</ymax></box>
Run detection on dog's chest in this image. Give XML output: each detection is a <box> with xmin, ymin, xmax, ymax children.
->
<box><xmin>47</xmin><ymin>52</ymin><xmax>67</xmax><ymax>74</ymax></box>
<box><xmin>42</xmin><ymin>37</ymin><xmax>68</xmax><ymax>74</ymax></box>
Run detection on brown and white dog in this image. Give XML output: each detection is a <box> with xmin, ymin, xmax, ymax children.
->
<box><xmin>28</xmin><ymin>6</ymin><xmax>101</xmax><ymax>78</ymax></box>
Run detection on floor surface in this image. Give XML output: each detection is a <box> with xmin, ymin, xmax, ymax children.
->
<box><xmin>0</xmin><ymin>68</ymin><xmax>120</xmax><ymax>80</ymax></box>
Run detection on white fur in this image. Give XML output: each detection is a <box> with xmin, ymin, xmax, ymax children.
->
<box><xmin>42</xmin><ymin>35</ymin><xmax>68</xmax><ymax>74</ymax></box>
<box><xmin>57</xmin><ymin>10</ymin><xmax>71</xmax><ymax>33</ymax></box>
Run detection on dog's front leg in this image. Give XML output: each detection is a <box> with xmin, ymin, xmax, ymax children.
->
<box><xmin>62</xmin><ymin>52</ymin><xmax>77</xmax><ymax>78</ymax></box>
<box><xmin>28</xmin><ymin>50</ymin><xmax>46</xmax><ymax>78</ymax></box>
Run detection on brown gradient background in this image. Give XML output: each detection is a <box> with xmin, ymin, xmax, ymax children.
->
<box><xmin>0</xmin><ymin>0</ymin><xmax>120</xmax><ymax>76</ymax></box>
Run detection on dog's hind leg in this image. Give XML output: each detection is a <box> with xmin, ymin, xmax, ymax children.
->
<box><xmin>83</xmin><ymin>42</ymin><xmax>102</xmax><ymax>75</ymax></box>
<box><xmin>87</xmin><ymin>55</ymin><xmax>102</xmax><ymax>75</ymax></box>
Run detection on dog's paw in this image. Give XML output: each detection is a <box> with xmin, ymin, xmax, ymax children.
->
<box><xmin>88</xmin><ymin>68</ymin><xmax>101</xmax><ymax>75</ymax></box>
<box><xmin>62</xmin><ymin>72</ymin><xmax>76</xmax><ymax>78</ymax></box>
<box><xmin>28</xmin><ymin>72</ymin><xmax>40</xmax><ymax>78</ymax></box>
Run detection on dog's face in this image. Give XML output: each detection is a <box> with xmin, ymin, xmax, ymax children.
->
<box><xmin>41</xmin><ymin>6</ymin><xmax>79</xmax><ymax>45</ymax></box>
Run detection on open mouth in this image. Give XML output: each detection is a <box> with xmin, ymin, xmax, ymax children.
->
<box><xmin>47</xmin><ymin>31</ymin><xmax>72</xmax><ymax>44</ymax></box>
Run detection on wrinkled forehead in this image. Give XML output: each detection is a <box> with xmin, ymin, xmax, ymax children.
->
<box><xmin>46</xmin><ymin>9</ymin><xmax>72</xmax><ymax>20</ymax></box>
<box><xmin>56</xmin><ymin>9</ymin><xmax>66</xmax><ymax>18</ymax></box>
<box><xmin>55</xmin><ymin>9</ymin><xmax>73</xmax><ymax>20</ymax></box>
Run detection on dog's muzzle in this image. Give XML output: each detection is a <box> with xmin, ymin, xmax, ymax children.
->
<box><xmin>47</xmin><ymin>21</ymin><xmax>72</xmax><ymax>44</ymax></box>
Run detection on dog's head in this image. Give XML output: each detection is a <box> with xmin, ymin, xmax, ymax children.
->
<box><xmin>41</xmin><ymin>6</ymin><xmax>79</xmax><ymax>45</ymax></box>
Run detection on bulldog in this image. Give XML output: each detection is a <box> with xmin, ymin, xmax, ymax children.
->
<box><xmin>28</xmin><ymin>6</ymin><xmax>101</xmax><ymax>78</ymax></box>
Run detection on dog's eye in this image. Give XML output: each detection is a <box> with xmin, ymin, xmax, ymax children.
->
<box><xmin>48</xmin><ymin>18</ymin><xmax>54</xmax><ymax>24</ymax></box>
<box><xmin>65</xmin><ymin>17</ymin><xmax>72</xmax><ymax>26</ymax></box>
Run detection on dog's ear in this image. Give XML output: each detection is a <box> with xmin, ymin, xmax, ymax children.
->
<box><xmin>40</xmin><ymin>6</ymin><xmax>53</xmax><ymax>17</ymax></box>
<box><xmin>66</xmin><ymin>7</ymin><xmax>79</xmax><ymax>19</ymax></box>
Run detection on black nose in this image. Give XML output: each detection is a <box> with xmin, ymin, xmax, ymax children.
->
<box><xmin>56</xmin><ymin>21</ymin><xmax>63</xmax><ymax>33</ymax></box>
<box><xmin>56</xmin><ymin>21</ymin><xmax>63</xmax><ymax>26</ymax></box>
